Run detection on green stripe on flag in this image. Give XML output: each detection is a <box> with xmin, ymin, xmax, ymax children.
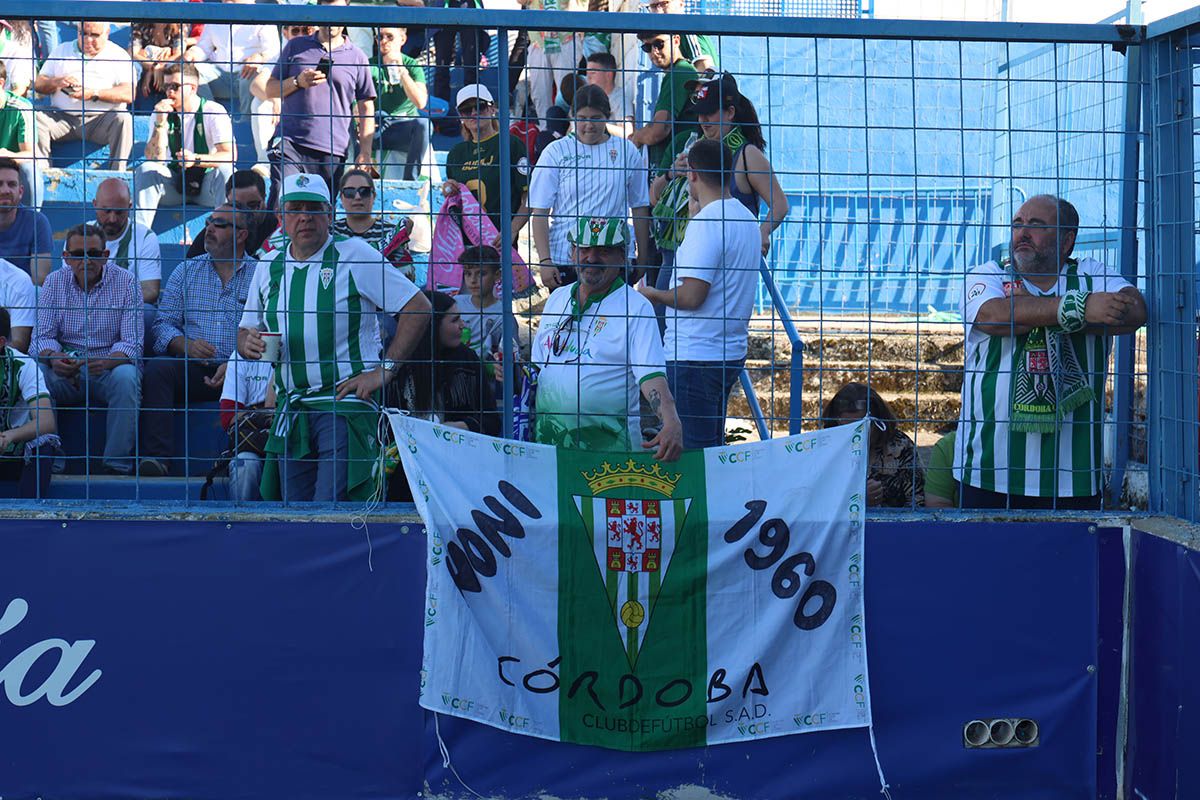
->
<box><xmin>558</xmin><ymin>448</ymin><xmax>708</xmax><ymax>751</ymax></box>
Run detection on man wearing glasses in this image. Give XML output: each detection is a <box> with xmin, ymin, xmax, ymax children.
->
<box><xmin>32</xmin><ymin>223</ymin><xmax>143</xmax><ymax>476</ymax></box>
<box><xmin>629</xmin><ymin>32</ymin><xmax>697</xmax><ymax>170</ymax></box>
<box><xmin>532</xmin><ymin>216</ymin><xmax>682</xmax><ymax>461</ymax></box>
<box><xmin>237</xmin><ymin>174</ymin><xmax>431</xmax><ymax>502</ymax></box>
<box><xmin>133</xmin><ymin>63</ymin><xmax>237</xmax><ymax>231</ymax></box>
<box><xmin>138</xmin><ymin>204</ymin><xmax>257</xmax><ymax>477</ymax></box>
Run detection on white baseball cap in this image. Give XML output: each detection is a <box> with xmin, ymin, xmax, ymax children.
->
<box><xmin>455</xmin><ymin>83</ymin><xmax>495</xmax><ymax>111</ymax></box>
<box><xmin>279</xmin><ymin>173</ymin><xmax>331</xmax><ymax>205</ymax></box>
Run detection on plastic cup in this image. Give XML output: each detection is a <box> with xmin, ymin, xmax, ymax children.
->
<box><xmin>260</xmin><ymin>331</ymin><xmax>282</xmax><ymax>362</ymax></box>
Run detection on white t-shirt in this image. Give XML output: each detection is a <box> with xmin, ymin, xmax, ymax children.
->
<box><xmin>196</xmin><ymin>24</ymin><xmax>280</xmax><ymax>69</ymax></box>
<box><xmin>220</xmin><ymin>350</ymin><xmax>273</xmax><ymax>407</ymax></box>
<box><xmin>0</xmin><ymin>257</ymin><xmax>36</xmax><ymax>332</ymax></box>
<box><xmin>531</xmin><ymin>279</ymin><xmax>665</xmax><ymax>452</ymax></box>
<box><xmin>0</xmin><ymin>34</ymin><xmax>35</xmax><ymax>96</ymax></box>
<box><xmin>528</xmin><ymin>135</ymin><xmax>649</xmax><ymax>265</ymax></box>
<box><xmin>39</xmin><ymin>39</ymin><xmax>135</xmax><ymax>113</ymax></box>
<box><xmin>87</xmin><ymin>219</ymin><xmax>162</xmax><ymax>284</ymax></box>
<box><xmin>240</xmin><ymin>235</ymin><xmax>420</xmax><ymax>395</ymax></box>
<box><xmin>1</xmin><ymin>345</ymin><xmax>48</xmax><ymax>433</ymax></box>
<box><xmin>454</xmin><ymin>293</ymin><xmax>508</xmax><ymax>356</ymax></box>
<box><xmin>179</xmin><ymin>100</ymin><xmax>234</xmax><ymax>154</ymax></box>
<box><xmin>663</xmin><ymin>197</ymin><xmax>762</xmax><ymax>362</ymax></box>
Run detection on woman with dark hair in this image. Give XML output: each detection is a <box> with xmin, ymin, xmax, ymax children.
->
<box><xmin>651</xmin><ymin>70</ymin><xmax>789</xmax><ymax>257</ymax></box>
<box><xmin>529</xmin><ymin>83</ymin><xmax>651</xmax><ymax>290</ymax></box>
<box><xmin>388</xmin><ymin>290</ymin><xmax>499</xmax><ymax>436</ymax></box>
<box><xmin>822</xmin><ymin>382</ymin><xmax>925</xmax><ymax>508</ymax></box>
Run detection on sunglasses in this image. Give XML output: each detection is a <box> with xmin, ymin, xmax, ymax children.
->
<box><xmin>340</xmin><ymin>186</ymin><xmax>374</xmax><ymax>199</ymax></box>
<box><xmin>205</xmin><ymin>218</ymin><xmax>234</xmax><ymax>229</ymax></box>
<box><xmin>458</xmin><ymin>101</ymin><xmax>489</xmax><ymax>115</ymax></box>
<box><xmin>64</xmin><ymin>249</ymin><xmax>107</xmax><ymax>260</ymax></box>
<box><xmin>641</xmin><ymin>39</ymin><xmax>669</xmax><ymax>53</ymax></box>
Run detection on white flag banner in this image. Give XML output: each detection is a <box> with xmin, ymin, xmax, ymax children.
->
<box><xmin>390</xmin><ymin>413</ymin><xmax>872</xmax><ymax>752</ymax></box>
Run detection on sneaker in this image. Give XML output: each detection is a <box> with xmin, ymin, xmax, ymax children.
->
<box><xmin>138</xmin><ymin>458</ymin><xmax>169</xmax><ymax>478</ymax></box>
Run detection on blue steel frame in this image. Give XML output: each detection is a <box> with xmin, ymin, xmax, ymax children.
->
<box><xmin>5</xmin><ymin>0</ymin><xmax>1174</xmax><ymax>514</ymax></box>
<box><xmin>1144</xmin><ymin>22</ymin><xmax>1199</xmax><ymax>520</ymax></box>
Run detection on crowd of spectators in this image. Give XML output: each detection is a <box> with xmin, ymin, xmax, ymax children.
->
<box><xmin>0</xmin><ymin>6</ymin><xmax>1148</xmax><ymax>512</ymax></box>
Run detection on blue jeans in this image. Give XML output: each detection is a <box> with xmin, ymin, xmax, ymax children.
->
<box><xmin>653</xmin><ymin>249</ymin><xmax>675</xmax><ymax>337</ymax></box>
<box><xmin>228</xmin><ymin>452</ymin><xmax>263</xmax><ymax>502</ymax></box>
<box><xmin>280</xmin><ymin>411</ymin><xmax>349</xmax><ymax>502</ymax></box>
<box><xmin>667</xmin><ymin>360</ymin><xmax>743</xmax><ymax>450</ymax></box>
<box><xmin>43</xmin><ymin>362</ymin><xmax>142</xmax><ymax>473</ymax></box>
<box><xmin>379</xmin><ymin>117</ymin><xmax>428</xmax><ymax>180</ymax></box>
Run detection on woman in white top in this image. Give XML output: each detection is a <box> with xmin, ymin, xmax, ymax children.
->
<box><xmin>529</xmin><ymin>84</ymin><xmax>650</xmax><ymax>290</ymax></box>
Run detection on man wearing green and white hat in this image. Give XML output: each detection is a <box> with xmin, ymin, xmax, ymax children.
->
<box><xmin>531</xmin><ymin>216</ymin><xmax>683</xmax><ymax>461</ymax></box>
<box><xmin>237</xmin><ymin>172</ymin><xmax>431</xmax><ymax>501</ymax></box>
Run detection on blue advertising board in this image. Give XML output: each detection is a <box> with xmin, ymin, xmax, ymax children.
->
<box><xmin>0</xmin><ymin>519</ymin><xmax>1105</xmax><ymax>799</ymax></box>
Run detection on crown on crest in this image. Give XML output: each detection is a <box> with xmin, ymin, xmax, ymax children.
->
<box><xmin>582</xmin><ymin>460</ymin><xmax>681</xmax><ymax>497</ymax></box>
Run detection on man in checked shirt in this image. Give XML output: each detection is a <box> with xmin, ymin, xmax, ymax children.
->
<box><xmin>139</xmin><ymin>204</ymin><xmax>257</xmax><ymax>477</ymax></box>
<box><xmin>32</xmin><ymin>223</ymin><xmax>143</xmax><ymax>475</ymax></box>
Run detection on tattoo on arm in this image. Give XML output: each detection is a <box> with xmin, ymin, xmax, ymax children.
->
<box><xmin>648</xmin><ymin>388</ymin><xmax>663</xmax><ymax>422</ymax></box>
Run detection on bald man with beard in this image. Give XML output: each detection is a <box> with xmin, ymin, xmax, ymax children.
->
<box><xmin>86</xmin><ymin>178</ymin><xmax>163</xmax><ymax>304</ymax></box>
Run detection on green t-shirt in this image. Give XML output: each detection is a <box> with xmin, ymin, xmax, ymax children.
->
<box><xmin>0</xmin><ymin>91</ymin><xmax>29</xmax><ymax>152</ymax></box>
<box><xmin>447</xmin><ymin>132</ymin><xmax>531</xmax><ymax>230</ymax></box>
<box><xmin>680</xmin><ymin>34</ymin><xmax>719</xmax><ymax>68</ymax></box>
<box><xmin>925</xmin><ymin>430</ymin><xmax>959</xmax><ymax>506</ymax></box>
<box><xmin>650</xmin><ymin>60</ymin><xmax>699</xmax><ymax>169</ymax></box>
<box><xmin>371</xmin><ymin>56</ymin><xmax>425</xmax><ymax>118</ymax></box>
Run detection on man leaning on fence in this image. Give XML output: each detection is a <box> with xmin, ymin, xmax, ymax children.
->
<box><xmin>237</xmin><ymin>174</ymin><xmax>430</xmax><ymax>502</ymax></box>
<box><xmin>139</xmin><ymin>204</ymin><xmax>258</xmax><ymax>477</ymax></box>
<box><xmin>531</xmin><ymin>216</ymin><xmax>683</xmax><ymax>462</ymax></box>
<box><xmin>33</xmin><ymin>223</ymin><xmax>143</xmax><ymax>476</ymax></box>
<box><xmin>954</xmin><ymin>194</ymin><xmax>1147</xmax><ymax>510</ymax></box>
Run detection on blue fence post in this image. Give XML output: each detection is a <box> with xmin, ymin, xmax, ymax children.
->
<box><xmin>1107</xmin><ymin>40</ymin><xmax>1144</xmax><ymax>508</ymax></box>
<box><xmin>497</xmin><ymin>26</ymin><xmax>515</xmax><ymax>440</ymax></box>
<box><xmin>1145</xmin><ymin>28</ymin><xmax>1198</xmax><ymax>520</ymax></box>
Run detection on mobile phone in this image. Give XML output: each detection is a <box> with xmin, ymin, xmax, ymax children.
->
<box><xmin>317</xmin><ymin>56</ymin><xmax>332</xmax><ymax>77</ymax></box>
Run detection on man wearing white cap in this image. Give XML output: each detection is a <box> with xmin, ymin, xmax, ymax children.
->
<box><xmin>531</xmin><ymin>215</ymin><xmax>682</xmax><ymax>461</ymax></box>
<box><xmin>237</xmin><ymin>173</ymin><xmax>431</xmax><ymax>502</ymax></box>
<box><xmin>443</xmin><ymin>84</ymin><xmax>530</xmax><ymax>241</ymax></box>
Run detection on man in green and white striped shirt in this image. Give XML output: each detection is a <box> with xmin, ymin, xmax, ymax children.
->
<box><xmin>954</xmin><ymin>195</ymin><xmax>1147</xmax><ymax>509</ymax></box>
<box><xmin>238</xmin><ymin>173</ymin><xmax>430</xmax><ymax>502</ymax></box>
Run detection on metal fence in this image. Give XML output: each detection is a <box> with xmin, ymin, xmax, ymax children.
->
<box><xmin>0</xmin><ymin>0</ymin><xmax>1188</xmax><ymax>520</ymax></box>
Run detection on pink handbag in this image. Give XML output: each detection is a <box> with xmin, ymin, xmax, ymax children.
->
<box><xmin>427</xmin><ymin>188</ymin><xmax>534</xmax><ymax>296</ymax></box>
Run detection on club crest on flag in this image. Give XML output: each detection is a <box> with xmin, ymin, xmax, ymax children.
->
<box><xmin>574</xmin><ymin>460</ymin><xmax>691</xmax><ymax>669</ymax></box>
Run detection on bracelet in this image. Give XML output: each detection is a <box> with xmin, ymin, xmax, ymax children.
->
<box><xmin>1057</xmin><ymin>288</ymin><xmax>1089</xmax><ymax>333</ymax></box>
<box><xmin>539</xmin><ymin>258</ymin><xmax>554</xmax><ymax>265</ymax></box>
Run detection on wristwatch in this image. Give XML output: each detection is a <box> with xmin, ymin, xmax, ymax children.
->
<box><xmin>382</xmin><ymin>359</ymin><xmax>399</xmax><ymax>375</ymax></box>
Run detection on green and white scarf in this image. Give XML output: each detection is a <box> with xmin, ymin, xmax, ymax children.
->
<box><xmin>651</xmin><ymin>127</ymin><xmax>750</xmax><ymax>251</ymax></box>
<box><xmin>1008</xmin><ymin>259</ymin><xmax>1095</xmax><ymax>433</ymax></box>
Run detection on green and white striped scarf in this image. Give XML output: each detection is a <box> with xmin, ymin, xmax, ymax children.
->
<box><xmin>1008</xmin><ymin>258</ymin><xmax>1095</xmax><ymax>433</ymax></box>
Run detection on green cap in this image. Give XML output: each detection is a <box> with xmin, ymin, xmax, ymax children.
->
<box><xmin>569</xmin><ymin>216</ymin><xmax>628</xmax><ymax>248</ymax></box>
